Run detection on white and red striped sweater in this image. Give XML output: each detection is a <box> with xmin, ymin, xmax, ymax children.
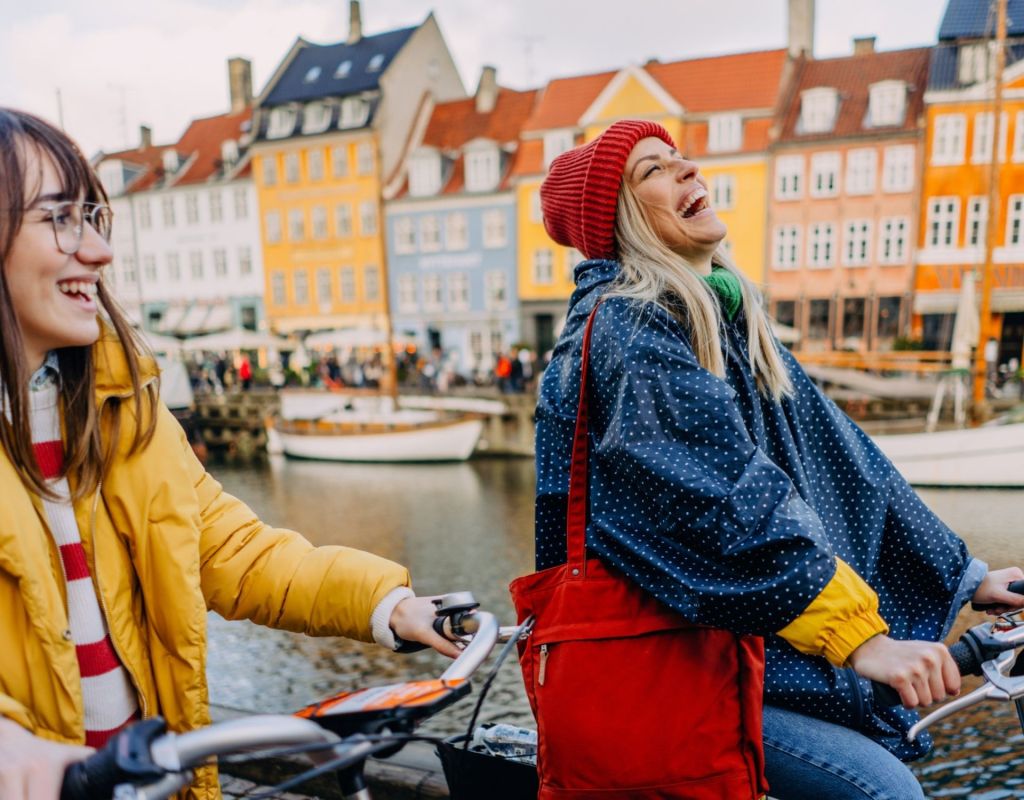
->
<box><xmin>29</xmin><ymin>372</ymin><xmax>138</xmax><ymax>748</ymax></box>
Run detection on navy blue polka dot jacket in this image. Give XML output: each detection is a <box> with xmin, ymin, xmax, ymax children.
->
<box><xmin>534</xmin><ymin>260</ymin><xmax>986</xmax><ymax>760</ymax></box>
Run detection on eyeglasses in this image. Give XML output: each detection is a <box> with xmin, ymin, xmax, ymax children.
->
<box><xmin>37</xmin><ymin>201</ymin><xmax>114</xmax><ymax>255</ymax></box>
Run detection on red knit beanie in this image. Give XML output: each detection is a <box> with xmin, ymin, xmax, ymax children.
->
<box><xmin>540</xmin><ymin>119</ymin><xmax>675</xmax><ymax>260</ymax></box>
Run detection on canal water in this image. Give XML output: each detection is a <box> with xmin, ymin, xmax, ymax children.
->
<box><xmin>206</xmin><ymin>456</ymin><xmax>1024</xmax><ymax>795</ymax></box>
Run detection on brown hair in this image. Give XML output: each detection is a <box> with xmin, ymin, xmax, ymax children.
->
<box><xmin>0</xmin><ymin>108</ymin><xmax>158</xmax><ymax>500</ymax></box>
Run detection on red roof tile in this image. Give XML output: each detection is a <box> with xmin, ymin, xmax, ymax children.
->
<box><xmin>422</xmin><ymin>87</ymin><xmax>539</xmax><ymax>151</ymax></box>
<box><xmin>510</xmin><ymin>138</ymin><xmax>544</xmax><ymax>178</ymax></box>
<box><xmin>521</xmin><ymin>70</ymin><xmax>617</xmax><ymax>133</ymax></box>
<box><xmin>97</xmin><ymin>144</ymin><xmax>167</xmax><ymax>193</ymax></box>
<box><xmin>173</xmin><ymin>108</ymin><xmax>253</xmax><ymax>185</ymax></box>
<box><xmin>777</xmin><ymin>47</ymin><xmax>930</xmax><ymax>142</ymax></box>
<box><xmin>646</xmin><ymin>49</ymin><xmax>789</xmax><ymax>113</ymax></box>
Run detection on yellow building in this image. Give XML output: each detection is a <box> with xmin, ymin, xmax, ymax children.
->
<box><xmin>252</xmin><ymin>4</ymin><xmax>464</xmax><ymax>333</ymax></box>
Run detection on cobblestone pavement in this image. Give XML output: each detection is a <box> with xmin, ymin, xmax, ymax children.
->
<box><xmin>220</xmin><ymin>774</ymin><xmax>321</xmax><ymax>799</ymax></box>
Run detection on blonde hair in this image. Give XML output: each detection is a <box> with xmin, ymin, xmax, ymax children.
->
<box><xmin>610</xmin><ymin>182</ymin><xmax>793</xmax><ymax>401</ymax></box>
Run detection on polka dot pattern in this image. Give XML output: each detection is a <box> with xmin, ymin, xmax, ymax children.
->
<box><xmin>534</xmin><ymin>260</ymin><xmax>986</xmax><ymax>761</ymax></box>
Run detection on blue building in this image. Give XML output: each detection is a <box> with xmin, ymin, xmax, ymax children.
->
<box><xmin>384</xmin><ymin>69</ymin><xmax>538</xmax><ymax>379</ymax></box>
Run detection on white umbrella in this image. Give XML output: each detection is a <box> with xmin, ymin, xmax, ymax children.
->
<box><xmin>181</xmin><ymin>328</ymin><xmax>286</xmax><ymax>353</ymax></box>
<box><xmin>140</xmin><ymin>330</ymin><xmax>184</xmax><ymax>355</ymax></box>
<box><xmin>950</xmin><ymin>271</ymin><xmax>979</xmax><ymax>370</ymax></box>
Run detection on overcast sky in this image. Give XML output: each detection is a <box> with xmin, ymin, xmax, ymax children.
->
<box><xmin>0</xmin><ymin>0</ymin><xmax>947</xmax><ymax>156</ymax></box>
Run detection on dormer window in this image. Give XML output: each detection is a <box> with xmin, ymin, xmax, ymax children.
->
<box><xmin>220</xmin><ymin>139</ymin><xmax>239</xmax><ymax>166</ymax></box>
<box><xmin>339</xmin><ymin>97</ymin><xmax>369</xmax><ymax>129</ymax></box>
<box><xmin>543</xmin><ymin>129</ymin><xmax>574</xmax><ymax>169</ymax></box>
<box><xmin>799</xmin><ymin>88</ymin><xmax>839</xmax><ymax>134</ymax></box>
<box><xmin>465</xmin><ymin>142</ymin><xmax>500</xmax><ymax>192</ymax></box>
<box><xmin>958</xmin><ymin>42</ymin><xmax>990</xmax><ymax>85</ymax></box>
<box><xmin>334</xmin><ymin>60</ymin><xmax>352</xmax><ymax>79</ymax></box>
<box><xmin>708</xmin><ymin>113</ymin><xmax>743</xmax><ymax>152</ymax></box>
<box><xmin>304</xmin><ymin>66</ymin><xmax>322</xmax><ymax>84</ymax></box>
<box><xmin>302</xmin><ymin>101</ymin><xmax>332</xmax><ymax>135</ymax></box>
<box><xmin>868</xmin><ymin>81</ymin><xmax>906</xmax><ymax>128</ymax></box>
<box><xmin>98</xmin><ymin>161</ymin><xmax>124</xmax><ymax>196</ymax></box>
<box><xmin>409</xmin><ymin>150</ymin><xmax>442</xmax><ymax>197</ymax></box>
<box><xmin>367</xmin><ymin>54</ymin><xmax>385</xmax><ymax>72</ymax></box>
<box><xmin>162</xmin><ymin>150</ymin><xmax>179</xmax><ymax>173</ymax></box>
<box><xmin>267</xmin><ymin>106</ymin><xmax>297</xmax><ymax>139</ymax></box>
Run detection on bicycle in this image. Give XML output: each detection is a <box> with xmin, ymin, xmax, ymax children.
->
<box><xmin>59</xmin><ymin>592</ymin><xmax>533</xmax><ymax>800</ymax></box>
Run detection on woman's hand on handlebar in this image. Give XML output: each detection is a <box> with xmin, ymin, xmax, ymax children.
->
<box><xmin>390</xmin><ymin>595</ymin><xmax>462</xmax><ymax>658</ymax></box>
<box><xmin>972</xmin><ymin>567</ymin><xmax>1024</xmax><ymax>615</ymax></box>
<box><xmin>847</xmin><ymin>634</ymin><xmax>961</xmax><ymax>709</ymax></box>
<box><xmin>0</xmin><ymin>717</ymin><xmax>93</xmax><ymax>800</ymax></box>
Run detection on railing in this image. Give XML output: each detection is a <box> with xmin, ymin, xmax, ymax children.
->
<box><xmin>793</xmin><ymin>350</ymin><xmax>956</xmax><ymax>375</ymax></box>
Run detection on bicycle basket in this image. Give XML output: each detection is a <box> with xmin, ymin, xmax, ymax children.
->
<box><xmin>437</xmin><ymin>733</ymin><xmax>538</xmax><ymax>800</ymax></box>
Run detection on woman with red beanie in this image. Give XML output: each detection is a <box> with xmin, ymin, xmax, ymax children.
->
<box><xmin>520</xmin><ymin>119</ymin><xmax>1023</xmax><ymax>799</ymax></box>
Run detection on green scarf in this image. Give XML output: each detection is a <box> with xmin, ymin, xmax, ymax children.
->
<box><xmin>703</xmin><ymin>265</ymin><xmax>743</xmax><ymax>321</ymax></box>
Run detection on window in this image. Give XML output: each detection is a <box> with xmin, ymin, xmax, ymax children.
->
<box><xmin>845</xmin><ymin>149</ymin><xmax>876</xmax><ymax>195</ymax></box>
<box><xmin>143</xmin><ymin>255</ymin><xmax>157</xmax><ymax>283</ymax></box>
<box><xmin>423</xmin><ymin>275</ymin><xmax>442</xmax><ymax>311</ymax></box>
<box><xmin>367</xmin><ymin>53</ymin><xmax>385</xmax><ymax>72</ymax></box>
<box><xmin>708</xmin><ymin>114</ymin><xmax>742</xmax><ymax>152</ymax></box>
<box><xmin>312</xmin><ymin>206</ymin><xmax>328</xmax><ymax>239</ymax></box>
<box><xmin>543</xmin><ymin>129</ymin><xmax>574</xmax><ymax>169</ymax></box>
<box><xmin>398</xmin><ymin>275</ymin><xmax>418</xmax><ymax>312</ymax></box>
<box><xmin>304</xmin><ymin>66</ymin><xmax>322</xmax><ymax>84</ymax></box>
<box><xmin>483</xmin><ymin>209</ymin><xmax>507</xmax><ymax>247</ymax></box>
<box><xmin>293</xmin><ymin>270</ymin><xmax>309</xmax><ymax>304</ymax></box>
<box><xmin>420</xmin><ymin>216</ymin><xmax>441</xmax><ymax>251</ymax></box>
<box><xmin>712</xmin><ymin>174</ymin><xmax>735</xmax><ymax>210</ymax></box>
<box><xmin>339</xmin><ymin>266</ymin><xmax>356</xmax><ymax>303</ymax></box>
<box><xmin>485</xmin><ymin>270</ymin><xmax>507</xmax><ymax>310</ymax></box>
<box><xmin>190</xmin><ymin>251</ymin><xmax>204</xmax><ymax>280</ymax></box>
<box><xmin>879</xmin><ymin>217</ymin><xmax>909</xmax><ymax>264</ymax></box>
<box><xmin>308</xmin><ymin>149</ymin><xmax>325</xmax><ymax>181</ymax></box>
<box><xmin>807</xmin><ymin>298</ymin><xmax>832</xmax><ymax>340</ymax></box>
<box><xmin>185</xmin><ymin>193</ymin><xmax>199</xmax><ymax>224</ymax></box>
<box><xmin>334</xmin><ymin>60</ymin><xmax>352</xmax><ymax>79</ymax></box>
<box><xmin>394</xmin><ymin>217</ymin><xmax>416</xmax><ymax>253</ymax></box>
<box><xmin>221</xmin><ymin>140</ymin><xmax>239</xmax><ymax>167</ymax></box>
<box><xmin>774</xmin><ymin>300</ymin><xmax>796</xmax><ymax>329</ymax></box>
<box><xmin>213</xmin><ymin>249</ymin><xmax>228</xmax><ymax>277</ymax></box>
<box><xmin>409</xmin><ymin>152</ymin><xmax>441</xmax><ymax>196</ymax></box>
<box><xmin>530</xmin><ymin>189</ymin><xmax>543</xmax><ymax>222</ymax></box>
<box><xmin>808</xmin><ymin>223</ymin><xmax>837</xmax><ymax>268</ymax></box>
<box><xmin>533</xmin><ymin>249</ymin><xmax>553</xmax><ymax>284</ymax></box>
<box><xmin>359</xmin><ymin>201</ymin><xmax>378</xmax><ymax>236</ymax></box>
<box><xmin>233</xmin><ymin>187</ymin><xmax>248</xmax><ymax>219</ymax></box>
<box><xmin>161</xmin><ymin>196</ymin><xmax>176</xmax><ymax>227</ymax></box>
<box><xmin>364</xmin><ymin>265</ymin><xmax>380</xmax><ymax>301</ymax></box>
<box><xmin>772</xmin><ymin>225</ymin><xmax>801</xmax><ymax>270</ymax></box>
<box><xmin>316</xmin><ymin>268</ymin><xmax>332</xmax><ymax>305</ymax></box>
<box><xmin>465</xmin><ymin>146</ymin><xmax>500</xmax><ymax>192</ymax></box>
<box><xmin>446</xmin><ymin>213</ymin><xmax>468</xmax><ymax>250</ymax></box>
<box><xmin>565</xmin><ymin>248</ymin><xmax>581</xmax><ymax>282</ymax></box>
<box><xmin>138</xmin><ymin>199</ymin><xmax>151</xmax><ymax>229</ymax></box>
<box><xmin>209</xmin><ymin>190</ymin><xmax>223</xmax><ymax>222</ymax></box>
<box><xmin>238</xmin><ymin>246</ymin><xmax>252</xmax><ymax>276</ymax></box>
<box><xmin>926</xmin><ymin>197</ymin><xmax>960</xmax><ymax>248</ymax></box>
<box><xmin>121</xmin><ymin>255</ymin><xmax>136</xmax><ymax>285</ymax></box>
<box><xmin>271</xmin><ymin>271</ymin><xmax>286</xmax><ymax>306</ymax></box>
<box><xmin>933</xmin><ymin>114</ymin><xmax>966</xmax><ymax>165</ymax></box>
<box><xmin>810</xmin><ymin>152</ymin><xmax>840</xmax><ymax>197</ymax></box>
<box><xmin>262</xmin><ymin>158</ymin><xmax>277</xmax><ymax>187</ymax></box>
<box><xmin>843</xmin><ymin>220</ymin><xmax>871</xmax><ymax>266</ymax></box>
<box><xmin>166</xmin><ymin>253</ymin><xmax>181</xmax><ymax>282</ymax></box>
<box><xmin>332</xmin><ymin>145</ymin><xmax>349</xmax><ymax>178</ymax></box>
<box><xmin>966</xmin><ymin>197</ymin><xmax>988</xmax><ymax>247</ymax></box>
<box><xmin>882</xmin><ymin>145</ymin><xmax>914</xmax><ymax>192</ymax></box>
<box><xmin>265</xmin><ymin>211</ymin><xmax>282</xmax><ymax>243</ymax></box>
<box><xmin>447</xmin><ymin>272</ymin><xmax>469</xmax><ymax>310</ymax></box>
<box><xmin>868</xmin><ymin>81</ymin><xmax>906</xmax><ymax>127</ymax></box>
<box><xmin>877</xmin><ymin>296</ymin><xmax>902</xmax><ymax>339</ymax></box>
<box><xmin>775</xmin><ymin>155</ymin><xmax>803</xmax><ymax>200</ymax></box>
<box><xmin>842</xmin><ymin>298</ymin><xmax>867</xmax><ymax>341</ymax></box>
<box><xmin>340</xmin><ymin>98</ymin><xmax>370</xmax><ymax>130</ymax></box>
<box><xmin>303</xmin><ymin>101</ymin><xmax>331</xmax><ymax>135</ymax></box>
<box><xmin>335</xmin><ymin>204</ymin><xmax>353</xmax><ymax>237</ymax></box>
<box><xmin>288</xmin><ymin>209</ymin><xmax>305</xmax><ymax>241</ymax></box>
<box><xmin>799</xmin><ymin>88</ymin><xmax>839</xmax><ymax>134</ymax></box>
<box><xmin>357</xmin><ymin>142</ymin><xmax>374</xmax><ymax>175</ymax></box>
<box><xmin>971</xmin><ymin>112</ymin><xmax>1008</xmax><ymax>164</ymax></box>
<box><xmin>267</xmin><ymin>107</ymin><xmax>296</xmax><ymax>139</ymax></box>
<box><xmin>958</xmin><ymin>42</ymin><xmax>990</xmax><ymax>85</ymax></box>
<box><xmin>284</xmin><ymin>153</ymin><xmax>300</xmax><ymax>183</ymax></box>
<box><xmin>1006</xmin><ymin>195</ymin><xmax>1024</xmax><ymax>246</ymax></box>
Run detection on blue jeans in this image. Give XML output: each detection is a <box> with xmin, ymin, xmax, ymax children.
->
<box><xmin>763</xmin><ymin>705</ymin><xmax>925</xmax><ymax>800</ymax></box>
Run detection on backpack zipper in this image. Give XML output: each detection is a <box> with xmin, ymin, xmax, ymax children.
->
<box><xmin>538</xmin><ymin>644</ymin><xmax>549</xmax><ymax>686</ymax></box>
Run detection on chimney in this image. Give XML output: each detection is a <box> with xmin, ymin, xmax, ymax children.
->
<box><xmin>139</xmin><ymin>125</ymin><xmax>152</xmax><ymax>149</ymax></box>
<box><xmin>475</xmin><ymin>66</ymin><xmax>498</xmax><ymax>114</ymax></box>
<box><xmin>347</xmin><ymin>0</ymin><xmax>363</xmax><ymax>45</ymax></box>
<box><xmin>853</xmin><ymin>36</ymin><xmax>876</xmax><ymax>55</ymax></box>
<box><xmin>788</xmin><ymin>0</ymin><xmax>815</xmax><ymax>58</ymax></box>
<box><xmin>228</xmin><ymin>57</ymin><xmax>253</xmax><ymax>113</ymax></box>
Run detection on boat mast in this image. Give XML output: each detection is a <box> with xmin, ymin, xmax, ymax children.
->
<box><xmin>974</xmin><ymin>0</ymin><xmax>1008</xmax><ymax>415</ymax></box>
<box><xmin>374</xmin><ymin>135</ymin><xmax>400</xmax><ymax>405</ymax></box>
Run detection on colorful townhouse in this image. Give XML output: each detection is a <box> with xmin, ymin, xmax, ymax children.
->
<box><xmin>250</xmin><ymin>2</ymin><xmax>464</xmax><ymax>335</ymax></box>
<box><xmin>383</xmin><ymin>68</ymin><xmax>538</xmax><ymax>377</ymax></box>
<box><xmin>765</xmin><ymin>42</ymin><xmax>930</xmax><ymax>351</ymax></box>
<box><xmin>96</xmin><ymin>58</ymin><xmax>264</xmax><ymax>336</ymax></box>
<box><xmin>915</xmin><ymin>0</ymin><xmax>1024</xmax><ymax>367</ymax></box>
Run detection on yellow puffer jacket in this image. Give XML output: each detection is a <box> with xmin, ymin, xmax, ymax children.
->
<box><xmin>0</xmin><ymin>332</ymin><xmax>411</xmax><ymax>799</ymax></box>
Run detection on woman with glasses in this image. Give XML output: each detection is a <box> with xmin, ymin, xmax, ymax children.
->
<box><xmin>0</xmin><ymin>108</ymin><xmax>460</xmax><ymax>800</ymax></box>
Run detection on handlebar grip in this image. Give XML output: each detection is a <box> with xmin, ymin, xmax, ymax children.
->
<box><xmin>870</xmin><ymin>639</ymin><xmax>984</xmax><ymax>707</ymax></box>
<box><xmin>393</xmin><ymin>616</ymin><xmax>451</xmax><ymax>654</ymax></box>
<box><xmin>870</xmin><ymin>680</ymin><xmax>903</xmax><ymax>708</ymax></box>
<box><xmin>971</xmin><ymin>579</ymin><xmax>1024</xmax><ymax>611</ymax></box>
<box><xmin>60</xmin><ymin>741</ymin><xmax>125</xmax><ymax>800</ymax></box>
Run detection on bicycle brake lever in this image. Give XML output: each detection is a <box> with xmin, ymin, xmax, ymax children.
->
<box><xmin>907</xmin><ymin>682</ymin><xmax>1000</xmax><ymax>742</ymax></box>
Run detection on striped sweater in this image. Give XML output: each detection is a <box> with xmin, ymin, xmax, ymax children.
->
<box><xmin>29</xmin><ymin>362</ymin><xmax>138</xmax><ymax>748</ymax></box>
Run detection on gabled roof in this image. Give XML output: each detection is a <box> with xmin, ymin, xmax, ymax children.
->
<box><xmin>96</xmin><ymin>144</ymin><xmax>169</xmax><ymax>194</ymax></box>
<box><xmin>938</xmin><ymin>0</ymin><xmax>1024</xmax><ymax>39</ymax></box>
<box><xmin>262</xmin><ymin>26</ymin><xmax>416</xmax><ymax>106</ymax></box>
<box><xmin>777</xmin><ymin>47</ymin><xmax>930</xmax><ymax>142</ymax></box>
<box><xmin>521</xmin><ymin>70</ymin><xmax>617</xmax><ymax>133</ymax></box>
<box><xmin>645</xmin><ymin>49</ymin><xmax>789</xmax><ymax>113</ymax></box>
<box><xmin>173</xmin><ymin>108</ymin><xmax>252</xmax><ymax>186</ymax></box>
